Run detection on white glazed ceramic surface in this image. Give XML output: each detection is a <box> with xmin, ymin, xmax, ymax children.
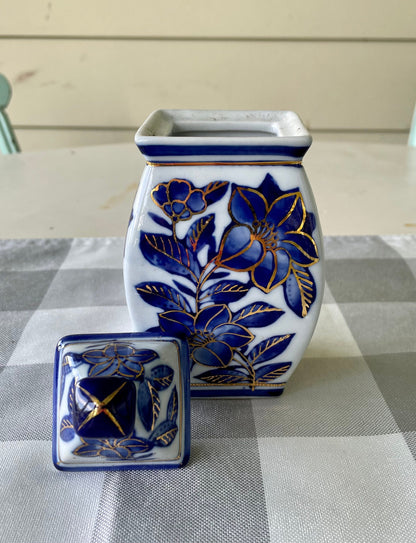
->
<box><xmin>124</xmin><ymin>110</ymin><xmax>324</xmax><ymax>397</ymax></box>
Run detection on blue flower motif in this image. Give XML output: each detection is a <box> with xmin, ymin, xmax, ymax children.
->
<box><xmin>158</xmin><ymin>304</ymin><xmax>254</xmax><ymax>367</ymax></box>
<box><xmin>82</xmin><ymin>343</ymin><xmax>158</xmax><ymax>378</ymax></box>
<box><xmin>73</xmin><ymin>437</ymin><xmax>153</xmax><ymax>458</ymax></box>
<box><xmin>217</xmin><ymin>176</ymin><xmax>319</xmax><ymax>293</ymax></box>
<box><xmin>151</xmin><ymin>178</ymin><xmax>207</xmax><ymax>222</ymax></box>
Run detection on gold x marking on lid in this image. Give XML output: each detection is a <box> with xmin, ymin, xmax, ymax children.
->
<box><xmin>76</xmin><ymin>381</ymin><xmax>127</xmax><ymax>435</ymax></box>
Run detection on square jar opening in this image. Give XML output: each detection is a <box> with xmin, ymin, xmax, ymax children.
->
<box><xmin>137</xmin><ymin>110</ymin><xmax>310</xmax><ymax>140</ymax></box>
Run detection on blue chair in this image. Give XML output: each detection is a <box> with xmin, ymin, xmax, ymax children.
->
<box><xmin>0</xmin><ymin>73</ymin><xmax>20</xmax><ymax>154</ymax></box>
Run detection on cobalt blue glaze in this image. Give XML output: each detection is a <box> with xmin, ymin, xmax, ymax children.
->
<box><xmin>73</xmin><ymin>377</ymin><xmax>136</xmax><ymax>439</ymax></box>
<box><xmin>134</xmin><ymin>174</ymin><xmax>319</xmax><ymax>393</ymax></box>
<box><xmin>138</xmin><ymin>144</ymin><xmax>309</xmax><ymax>158</ymax></box>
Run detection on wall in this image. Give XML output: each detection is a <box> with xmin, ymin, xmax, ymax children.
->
<box><xmin>1</xmin><ymin>0</ymin><xmax>415</xmax><ymax>150</ymax></box>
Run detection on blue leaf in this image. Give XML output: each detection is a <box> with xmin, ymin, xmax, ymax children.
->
<box><xmin>137</xmin><ymin>380</ymin><xmax>160</xmax><ymax>432</ymax></box>
<box><xmin>255</xmin><ymin>362</ymin><xmax>292</xmax><ymax>382</ymax></box>
<box><xmin>150</xmin><ymin>364</ymin><xmax>174</xmax><ymax>391</ymax></box>
<box><xmin>248</xmin><ymin>334</ymin><xmax>295</xmax><ymax>365</ymax></box>
<box><xmin>148</xmin><ymin>212</ymin><xmax>172</xmax><ymax>231</ymax></box>
<box><xmin>150</xmin><ymin>421</ymin><xmax>178</xmax><ymax>447</ymax></box>
<box><xmin>140</xmin><ymin>232</ymin><xmax>200</xmax><ymax>281</ymax></box>
<box><xmin>185</xmin><ymin>214</ymin><xmax>215</xmax><ymax>254</ymax></box>
<box><xmin>208</xmin><ymin>271</ymin><xmax>230</xmax><ymax>281</ymax></box>
<box><xmin>284</xmin><ymin>266</ymin><xmax>317</xmax><ymax>318</ymax></box>
<box><xmin>167</xmin><ymin>386</ymin><xmax>178</xmax><ymax>423</ymax></box>
<box><xmin>172</xmin><ymin>280</ymin><xmax>196</xmax><ymax>298</ymax></box>
<box><xmin>67</xmin><ymin>378</ymin><xmax>76</xmax><ymax>413</ymax></box>
<box><xmin>200</xmin><ymin>280</ymin><xmax>249</xmax><ymax>304</ymax></box>
<box><xmin>60</xmin><ymin>416</ymin><xmax>75</xmax><ymax>442</ymax></box>
<box><xmin>135</xmin><ymin>282</ymin><xmax>191</xmax><ymax>311</ymax></box>
<box><xmin>204</xmin><ymin>181</ymin><xmax>229</xmax><ymax>205</ymax></box>
<box><xmin>121</xmin><ymin>438</ymin><xmax>154</xmax><ymax>454</ymax></box>
<box><xmin>232</xmin><ymin>302</ymin><xmax>284</xmax><ymax>327</ymax></box>
<box><xmin>195</xmin><ymin>367</ymin><xmax>250</xmax><ymax>385</ymax></box>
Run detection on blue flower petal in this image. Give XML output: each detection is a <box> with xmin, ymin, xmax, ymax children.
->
<box><xmin>172</xmin><ymin>201</ymin><xmax>185</xmax><ymax>214</ymax></box>
<box><xmin>168</xmin><ymin>179</ymin><xmax>191</xmax><ymax>201</ymax></box>
<box><xmin>186</xmin><ymin>191</ymin><xmax>206</xmax><ymax>212</ymax></box>
<box><xmin>151</xmin><ymin>184</ymin><xmax>168</xmax><ymax>206</ymax></box>
<box><xmin>195</xmin><ymin>304</ymin><xmax>230</xmax><ymax>331</ymax></box>
<box><xmin>125</xmin><ymin>349</ymin><xmax>158</xmax><ymax>363</ymax></box>
<box><xmin>116</xmin><ymin>361</ymin><xmax>143</xmax><ymax>378</ymax></box>
<box><xmin>192</xmin><ymin>341</ymin><xmax>233</xmax><ymax>367</ymax></box>
<box><xmin>159</xmin><ymin>310</ymin><xmax>194</xmax><ymax>337</ymax></box>
<box><xmin>103</xmin><ymin>344</ymin><xmax>133</xmax><ymax>358</ymax></box>
<box><xmin>258</xmin><ymin>173</ymin><xmax>283</xmax><ymax>201</ymax></box>
<box><xmin>267</xmin><ymin>193</ymin><xmax>305</xmax><ymax>231</ymax></box>
<box><xmin>230</xmin><ymin>187</ymin><xmax>267</xmax><ymax>224</ymax></box>
<box><xmin>100</xmin><ymin>447</ymin><xmax>130</xmax><ymax>458</ymax></box>
<box><xmin>74</xmin><ymin>440</ymin><xmax>103</xmax><ymax>456</ymax></box>
<box><xmin>279</xmin><ymin>232</ymin><xmax>319</xmax><ymax>266</ymax></box>
<box><xmin>214</xmin><ymin>323</ymin><xmax>254</xmax><ymax>348</ymax></box>
<box><xmin>252</xmin><ymin>249</ymin><xmax>291</xmax><ymax>292</ymax></box>
<box><xmin>82</xmin><ymin>349</ymin><xmax>107</xmax><ymax>363</ymax></box>
<box><xmin>219</xmin><ymin>226</ymin><xmax>265</xmax><ymax>271</ymax></box>
<box><xmin>88</xmin><ymin>359</ymin><xmax>119</xmax><ymax>377</ymax></box>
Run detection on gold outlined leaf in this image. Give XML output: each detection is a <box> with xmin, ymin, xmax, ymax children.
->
<box><xmin>67</xmin><ymin>378</ymin><xmax>76</xmax><ymax>412</ymax></box>
<box><xmin>140</xmin><ymin>233</ymin><xmax>199</xmax><ymax>281</ymax></box>
<box><xmin>137</xmin><ymin>379</ymin><xmax>161</xmax><ymax>432</ymax></box>
<box><xmin>153</xmin><ymin>375</ymin><xmax>173</xmax><ymax>389</ymax></box>
<box><xmin>255</xmin><ymin>363</ymin><xmax>292</xmax><ymax>383</ymax></box>
<box><xmin>148</xmin><ymin>381</ymin><xmax>161</xmax><ymax>432</ymax></box>
<box><xmin>233</xmin><ymin>302</ymin><xmax>284</xmax><ymax>327</ymax></box>
<box><xmin>248</xmin><ymin>334</ymin><xmax>294</xmax><ymax>365</ymax></box>
<box><xmin>196</xmin><ymin>368</ymin><xmax>250</xmax><ymax>385</ymax></box>
<box><xmin>150</xmin><ymin>421</ymin><xmax>178</xmax><ymax>447</ymax></box>
<box><xmin>285</xmin><ymin>266</ymin><xmax>316</xmax><ymax>318</ymax></box>
<box><xmin>167</xmin><ymin>386</ymin><xmax>178</xmax><ymax>422</ymax></box>
<box><xmin>186</xmin><ymin>214</ymin><xmax>215</xmax><ymax>252</ymax></box>
<box><xmin>200</xmin><ymin>281</ymin><xmax>249</xmax><ymax>303</ymax></box>
<box><xmin>136</xmin><ymin>282</ymin><xmax>190</xmax><ymax>311</ymax></box>
<box><xmin>150</xmin><ymin>365</ymin><xmax>174</xmax><ymax>391</ymax></box>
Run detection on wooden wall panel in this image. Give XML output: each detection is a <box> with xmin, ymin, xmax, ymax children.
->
<box><xmin>2</xmin><ymin>39</ymin><xmax>415</xmax><ymax>131</ymax></box>
<box><xmin>15</xmin><ymin>128</ymin><xmax>134</xmax><ymax>151</ymax></box>
<box><xmin>1</xmin><ymin>0</ymin><xmax>415</xmax><ymax>39</ymax></box>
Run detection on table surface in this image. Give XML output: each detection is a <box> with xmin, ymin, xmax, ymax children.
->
<box><xmin>1</xmin><ymin>142</ymin><xmax>416</xmax><ymax>542</ymax></box>
<box><xmin>0</xmin><ymin>140</ymin><xmax>415</xmax><ymax>238</ymax></box>
<box><xmin>1</xmin><ymin>235</ymin><xmax>415</xmax><ymax>543</ymax></box>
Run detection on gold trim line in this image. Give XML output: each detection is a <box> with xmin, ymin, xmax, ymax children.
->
<box><xmin>146</xmin><ymin>160</ymin><xmax>302</xmax><ymax>167</ymax></box>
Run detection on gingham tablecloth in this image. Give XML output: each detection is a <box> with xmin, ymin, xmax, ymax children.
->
<box><xmin>1</xmin><ymin>236</ymin><xmax>416</xmax><ymax>543</ymax></box>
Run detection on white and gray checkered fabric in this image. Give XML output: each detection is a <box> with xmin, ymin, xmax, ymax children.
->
<box><xmin>1</xmin><ymin>236</ymin><xmax>416</xmax><ymax>543</ymax></box>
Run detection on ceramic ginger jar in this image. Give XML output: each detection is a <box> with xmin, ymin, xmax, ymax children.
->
<box><xmin>124</xmin><ymin>110</ymin><xmax>324</xmax><ymax>397</ymax></box>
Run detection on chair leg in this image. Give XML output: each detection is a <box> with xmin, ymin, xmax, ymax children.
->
<box><xmin>0</xmin><ymin>111</ymin><xmax>20</xmax><ymax>154</ymax></box>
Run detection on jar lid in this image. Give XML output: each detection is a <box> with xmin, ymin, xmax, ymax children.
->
<box><xmin>52</xmin><ymin>333</ymin><xmax>190</xmax><ymax>471</ymax></box>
